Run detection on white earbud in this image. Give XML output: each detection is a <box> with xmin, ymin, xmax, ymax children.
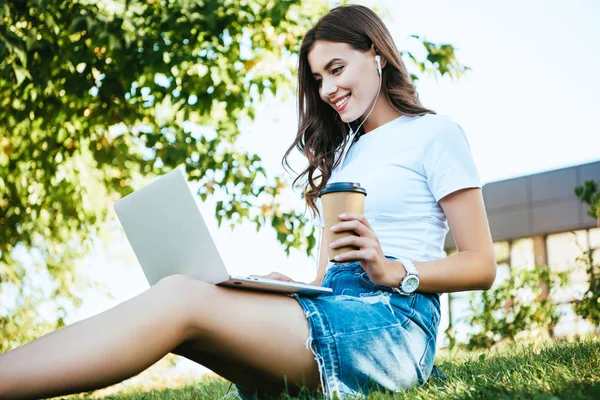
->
<box><xmin>375</xmin><ymin>55</ymin><xmax>382</xmax><ymax>76</ymax></box>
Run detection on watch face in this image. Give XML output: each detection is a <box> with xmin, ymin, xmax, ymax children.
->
<box><xmin>402</xmin><ymin>275</ymin><xmax>419</xmax><ymax>293</ymax></box>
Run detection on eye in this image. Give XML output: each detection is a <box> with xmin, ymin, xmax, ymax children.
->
<box><xmin>332</xmin><ymin>66</ymin><xmax>344</xmax><ymax>74</ymax></box>
<box><xmin>315</xmin><ymin>78</ymin><xmax>323</xmax><ymax>87</ymax></box>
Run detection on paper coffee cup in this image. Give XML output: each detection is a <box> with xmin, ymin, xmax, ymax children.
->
<box><xmin>319</xmin><ymin>182</ymin><xmax>367</xmax><ymax>262</ymax></box>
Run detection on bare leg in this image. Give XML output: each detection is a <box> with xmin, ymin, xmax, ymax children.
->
<box><xmin>0</xmin><ymin>277</ymin><xmax>188</xmax><ymax>399</ymax></box>
<box><xmin>0</xmin><ymin>275</ymin><xmax>320</xmax><ymax>399</ymax></box>
<box><xmin>171</xmin><ymin>344</ymin><xmax>286</xmax><ymax>396</ymax></box>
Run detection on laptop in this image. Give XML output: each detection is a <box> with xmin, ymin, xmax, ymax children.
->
<box><xmin>113</xmin><ymin>166</ymin><xmax>332</xmax><ymax>297</ymax></box>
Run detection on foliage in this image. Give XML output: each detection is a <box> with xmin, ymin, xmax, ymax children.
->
<box><xmin>573</xmin><ymin>180</ymin><xmax>600</xmax><ymax>326</ymax></box>
<box><xmin>573</xmin><ymin>247</ymin><xmax>600</xmax><ymax>327</ymax></box>
<box><xmin>0</xmin><ymin>0</ymin><xmax>330</xmax><ymax>353</ymax></box>
<box><xmin>575</xmin><ymin>180</ymin><xmax>600</xmax><ymax>222</ymax></box>
<box><xmin>0</xmin><ymin>0</ymin><xmax>468</xmax><ymax>352</ymax></box>
<box><xmin>406</xmin><ymin>34</ymin><xmax>471</xmax><ymax>81</ymax></box>
<box><xmin>464</xmin><ymin>265</ymin><xmax>570</xmax><ymax>350</ymax></box>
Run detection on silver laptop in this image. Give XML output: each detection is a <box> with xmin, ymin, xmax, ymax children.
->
<box><xmin>113</xmin><ymin>166</ymin><xmax>332</xmax><ymax>297</ymax></box>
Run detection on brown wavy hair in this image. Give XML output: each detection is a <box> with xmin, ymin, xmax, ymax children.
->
<box><xmin>281</xmin><ymin>4</ymin><xmax>435</xmax><ymax>220</ymax></box>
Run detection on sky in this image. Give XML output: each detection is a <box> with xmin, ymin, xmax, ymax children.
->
<box><xmin>29</xmin><ymin>0</ymin><xmax>600</xmax><ymax>377</ymax></box>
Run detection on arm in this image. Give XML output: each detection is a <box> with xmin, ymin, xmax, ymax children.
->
<box><xmin>380</xmin><ymin>187</ymin><xmax>497</xmax><ymax>292</ymax></box>
<box><xmin>309</xmin><ymin>227</ymin><xmax>330</xmax><ymax>286</ymax></box>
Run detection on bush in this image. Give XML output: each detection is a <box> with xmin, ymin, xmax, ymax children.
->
<box><xmin>573</xmin><ymin>180</ymin><xmax>600</xmax><ymax>327</ymax></box>
<box><xmin>464</xmin><ymin>265</ymin><xmax>569</xmax><ymax>350</ymax></box>
<box><xmin>573</xmin><ymin>249</ymin><xmax>600</xmax><ymax>326</ymax></box>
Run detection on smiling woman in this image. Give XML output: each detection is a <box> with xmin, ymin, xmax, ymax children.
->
<box><xmin>275</xmin><ymin>3</ymin><xmax>496</xmax><ymax>399</ymax></box>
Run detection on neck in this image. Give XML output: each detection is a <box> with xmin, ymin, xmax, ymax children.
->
<box><xmin>361</xmin><ymin>95</ymin><xmax>402</xmax><ymax>134</ymax></box>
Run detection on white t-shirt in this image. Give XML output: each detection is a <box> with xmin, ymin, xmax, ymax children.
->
<box><xmin>311</xmin><ymin>113</ymin><xmax>481</xmax><ymax>267</ymax></box>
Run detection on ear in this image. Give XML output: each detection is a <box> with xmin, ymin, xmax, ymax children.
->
<box><xmin>370</xmin><ymin>44</ymin><xmax>386</xmax><ymax>69</ymax></box>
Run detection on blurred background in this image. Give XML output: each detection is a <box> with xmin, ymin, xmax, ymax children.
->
<box><xmin>1</xmin><ymin>0</ymin><xmax>599</xmax><ymax>393</ymax></box>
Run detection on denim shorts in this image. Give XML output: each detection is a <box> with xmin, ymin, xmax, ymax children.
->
<box><xmin>235</xmin><ymin>256</ymin><xmax>440</xmax><ymax>399</ymax></box>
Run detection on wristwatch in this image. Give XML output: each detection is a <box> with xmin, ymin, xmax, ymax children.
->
<box><xmin>393</xmin><ymin>259</ymin><xmax>419</xmax><ymax>295</ymax></box>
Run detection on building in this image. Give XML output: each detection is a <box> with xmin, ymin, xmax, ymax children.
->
<box><xmin>440</xmin><ymin>160</ymin><xmax>600</xmax><ymax>345</ymax></box>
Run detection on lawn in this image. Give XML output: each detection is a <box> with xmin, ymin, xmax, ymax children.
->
<box><xmin>63</xmin><ymin>336</ymin><xmax>600</xmax><ymax>400</ymax></box>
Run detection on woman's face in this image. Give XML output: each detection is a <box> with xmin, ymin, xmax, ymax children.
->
<box><xmin>307</xmin><ymin>40</ymin><xmax>380</xmax><ymax>123</ymax></box>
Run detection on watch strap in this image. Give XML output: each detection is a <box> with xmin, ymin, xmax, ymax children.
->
<box><xmin>401</xmin><ymin>259</ymin><xmax>418</xmax><ymax>276</ymax></box>
<box><xmin>395</xmin><ymin>259</ymin><xmax>419</xmax><ymax>295</ymax></box>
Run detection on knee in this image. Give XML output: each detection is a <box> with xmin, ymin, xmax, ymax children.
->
<box><xmin>154</xmin><ymin>274</ymin><xmax>210</xmax><ymax>303</ymax></box>
<box><xmin>153</xmin><ymin>274</ymin><xmax>213</xmax><ymax>335</ymax></box>
<box><xmin>156</xmin><ymin>273</ymin><xmax>194</xmax><ymax>288</ymax></box>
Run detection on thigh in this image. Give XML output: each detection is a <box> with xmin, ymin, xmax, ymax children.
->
<box><xmin>162</xmin><ymin>275</ymin><xmax>320</xmax><ymax>394</ymax></box>
<box><xmin>172</xmin><ymin>343</ymin><xmax>285</xmax><ymax>396</ymax></box>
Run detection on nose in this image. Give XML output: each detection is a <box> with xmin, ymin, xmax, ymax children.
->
<box><xmin>320</xmin><ymin>76</ymin><xmax>337</xmax><ymax>99</ymax></box>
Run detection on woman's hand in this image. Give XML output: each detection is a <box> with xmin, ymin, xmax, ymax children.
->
<box><xmin>249</xmin><ymin>272</ymin><xmax>302</xmax><ymax>283</ymax></box>
<box><xmin>329</xmin><ymin>213</ymin><xmax>405</xmax><ymax>287</ymax></box>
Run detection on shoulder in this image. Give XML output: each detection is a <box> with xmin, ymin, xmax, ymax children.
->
<box><xmin>405</xmin><ymin>114</ymin><xmax>473</xmax><ymax>155</ymax></box>
<box><xmin>408</xmin><ymin>113</ymin><xmax>465</xmax><ymax>138</ymax></box>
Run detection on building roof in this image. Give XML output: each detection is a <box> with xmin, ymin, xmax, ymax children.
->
<box><xmin>445</xmin><ymin>160</ymin><xmax>600</xmax><ymax>250</ymax></box>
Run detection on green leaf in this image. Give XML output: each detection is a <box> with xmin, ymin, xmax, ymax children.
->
<box><xmin>11</xmin><ymin>63</ymin><xmax>31</xmax><ymax>86</ymax></box>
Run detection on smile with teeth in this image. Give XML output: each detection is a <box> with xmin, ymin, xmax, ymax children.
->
<box><xmin>334</xmin><ymin>94</ymin><xmax>350</xmax><ymax>109</ymax></box>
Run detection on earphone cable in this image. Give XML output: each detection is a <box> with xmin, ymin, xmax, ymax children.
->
<box><xmin>340</xmin><ymin>67</ymin><xmax>382</xmax><ymax>168</ymax></box>
<box><xmin>221</xmin><ymin>381</ymin><xmax>236</xmax><ymax>399</ymax></box>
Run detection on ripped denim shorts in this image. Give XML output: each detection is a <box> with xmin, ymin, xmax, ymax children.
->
<box><xmin>235</xmin><ymin>256</ymin><xmax>441</xmax><ymax>399</ymax></box>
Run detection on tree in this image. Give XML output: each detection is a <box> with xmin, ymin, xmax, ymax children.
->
<box><xmin>0</xmin><ymin>0</ymin><xmax>468</xmax><ymax>352</ymax></box>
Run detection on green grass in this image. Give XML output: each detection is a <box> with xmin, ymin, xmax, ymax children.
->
<box><xmin>65</xmin><ymin>337</ymin><xmax>600</xmax><ymax>400</ymax></box>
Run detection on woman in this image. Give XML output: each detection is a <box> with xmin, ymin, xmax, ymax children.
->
<box><xmin>0</xmin><ymin>4</ymin><xmax>496</xmax><ymax>400</ymax></box>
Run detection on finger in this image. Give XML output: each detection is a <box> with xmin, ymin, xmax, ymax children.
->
<box><xmin>250</xmin><ymin>273</ymin><xmax>275</xmax><ymax>279</ymax></box>
<box><xmin>274</xmin><ymin>275</ymin><xmax>294</xmax><ymax>282</ymax></box>
<box><xmin>338</xmin><ymin>213</ymin><xmax>374</xmax><ymax>230</ymax></box>
<box><xmin>329</xmin><ymin>236</ymin><xmax>370</xmax><ymax>249</ymax></box>
<box><xmin>331</xmin><ymin>219</ymin><xmax>372</xmax><ymax>237</ymax></box>
<box><xmin>264</xmin><ymin>272</ymin><xmax>294</xmax><ymax>282</ymax></box>
<box><xmin>332</xmin><ymin>249</ymin><xmax>367</xmax><ymax>262</ymax></box>
<box><xmin>273</xmin><ymin>272</ymin><xmax>294</xmax><ymax>281</ymax></box>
